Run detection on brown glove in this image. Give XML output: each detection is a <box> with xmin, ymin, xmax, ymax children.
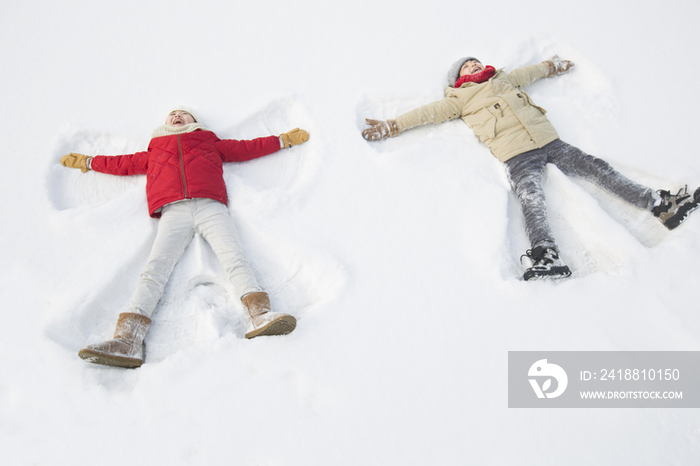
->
<box><xmin>61</xmin><ymin>153</ymin><xmax>93</xmax><ymax>173</ymax></box>
<box><xmin>544</xmin><ymin>55</ymin><xmax>574</xmax><ymax>77</ymax></box>
<box><xmin>280</xmin><ymin>128</ymin><xmax>309</xmax><ymax>148</ymax></box>
<box><xmin>361</xmin><ymin>119</ymin><xmax>400</xmax><ymax>141</ymax></box>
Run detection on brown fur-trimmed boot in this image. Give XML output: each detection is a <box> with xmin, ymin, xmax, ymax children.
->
<box><xmin>242</xmin><ymin>292</ymin><xmax>296</xmax><ymax>339</ymax></box>
<box><xmin>78</xmin><ymin>312</ymin><xmax>152</xmax><ymax>368</ymax></box>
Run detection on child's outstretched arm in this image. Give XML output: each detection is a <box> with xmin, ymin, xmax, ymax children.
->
<box><xmin>217</xmin><ymin>128</ymin><xmax>309</xmax><ymax>163</ymax></box>
<box><xmin>507</xmin><ymin>56</ymin><xmax>574</xmax><ymax>89</ymax></box>
<box><xmin>61</xmin><ymin>150</ymin><xmax>150</xmax><ymax>176</ymax></box>
<box><xmin>362</xmin><ymin>96</ymin><xmax>462</xmax><ymax>141</ymax></box>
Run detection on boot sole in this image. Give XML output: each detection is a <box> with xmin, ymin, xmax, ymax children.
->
<box><xmin>245</xmin><ymin>315</ymin><xmax>297</xmax><ymax>339</ymax></box>
<box><xmin>78</xmin><ymin>348</ymin><xmax>143</xmax><ymax>369</ymax></box>
<box><xmin>663</xmin><ymin>202</ymin><xmax>699</xmax><ymax>230</ymax></box>
<box><xmin>523</xmin><ymin>266</ymin><xmax>572</xmax><ymax>281</ymax></box>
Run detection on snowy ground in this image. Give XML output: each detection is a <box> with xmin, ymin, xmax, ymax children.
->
<box><xmin>2</xmin><ymin>1</ymin><xmax>700</xmax><ymax>464</ymax></box>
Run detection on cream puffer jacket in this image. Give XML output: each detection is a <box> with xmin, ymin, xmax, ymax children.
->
<box><xmin>394</xmin><ymin>62</ymin><xmax>559</xmax><ymax>162</ymax></box>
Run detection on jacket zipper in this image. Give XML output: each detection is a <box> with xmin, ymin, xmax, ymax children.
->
<box><xmin>177</xmin><ymin>135</ymin><xmax>189</xmax><ymax>199</ymax></box>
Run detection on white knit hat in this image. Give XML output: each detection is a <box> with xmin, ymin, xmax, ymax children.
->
<box><xmin>166</xmin><ymin>105</ymin><xmax>200</xmax><ymax>123</ymax></box>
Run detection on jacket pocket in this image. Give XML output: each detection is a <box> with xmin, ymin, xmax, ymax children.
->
<box><xmin>464</xmin><ymin>107</ymin><xmax>497</xmax><ymax>141</ymax></box>
<box><xmin>519</xmin><ymin>91</ymin><xmax>547</xmax><ymax>115</ymax></box>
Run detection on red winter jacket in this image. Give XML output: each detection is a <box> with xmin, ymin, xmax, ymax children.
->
<box><xmin>91</xmin><ymin>130</ymin><xmax>280</xmax><ymax>217</ymax></box>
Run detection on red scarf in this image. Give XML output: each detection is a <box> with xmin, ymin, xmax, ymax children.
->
<box><xmin>454</xmin><ymin>65</ymin><xmax>496</xmax><ymax>88</ymax></box>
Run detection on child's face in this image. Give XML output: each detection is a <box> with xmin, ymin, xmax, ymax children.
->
<box><xmin>460</xmin><ymin>60</ymin><xmax>484</xmax><ymax>77</ymax></box>
<box><xmin>166</xmin><ymin>110</ymin><xmax>196</xmax><ymax>127</ymax></box>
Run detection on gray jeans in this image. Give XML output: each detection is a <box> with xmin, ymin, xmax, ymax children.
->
<box><xmin>504</xmin><ymin>139</ymin><xmax>656</xmax><ymax>251</ymax></box>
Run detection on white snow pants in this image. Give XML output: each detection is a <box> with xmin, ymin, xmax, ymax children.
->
<box><xmin>128</xmin><ymin>198</ymin><xmax>261</xmax><ymax>317</ymax></box>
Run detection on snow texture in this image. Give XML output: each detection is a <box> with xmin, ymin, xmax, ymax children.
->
<box><xmin>2</xmin><ymin>1</ymin><xmax>700</xmax><ymax>465</ymax></box>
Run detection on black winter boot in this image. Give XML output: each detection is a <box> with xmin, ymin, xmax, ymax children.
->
<box><xmin>522</xmin><ymin>246</ymin><xmax>572</xmax><ymax>281</ymax></box>
<box><xmin>652</xmin><ymin>186</ymin><xmax>700</xmax><ymax>230</ymax></box>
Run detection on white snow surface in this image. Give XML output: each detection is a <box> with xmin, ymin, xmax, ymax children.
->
<box><xmin>2</xmin><ymin>1</ymin><xmax>700</xmax><ymax>464</ymax></box>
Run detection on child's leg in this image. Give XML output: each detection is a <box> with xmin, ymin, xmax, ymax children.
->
<box><xmin>128</xmin><ymin>202</ymin><xmax>195</xmax><ymax>317</ymax></box>
<box><xmin>545</xmin><ymin>140</ymin><xmax>658</xmax><ymax>210</ymax></box>
<box><xmin>504</xmin><ymin>149</ymin><xmax>557</xmax><ymax>251</ymax></box>
<box><xmin>193</xmin><ymin>199</ymin><xmax>261</xmax><ymax>299</ymax></box>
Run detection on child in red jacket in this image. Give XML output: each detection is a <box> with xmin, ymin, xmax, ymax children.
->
<box><xmin>61</xmin><ymin>106</ymin><xmax>309</xmax><ymax>368</ymax></box>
